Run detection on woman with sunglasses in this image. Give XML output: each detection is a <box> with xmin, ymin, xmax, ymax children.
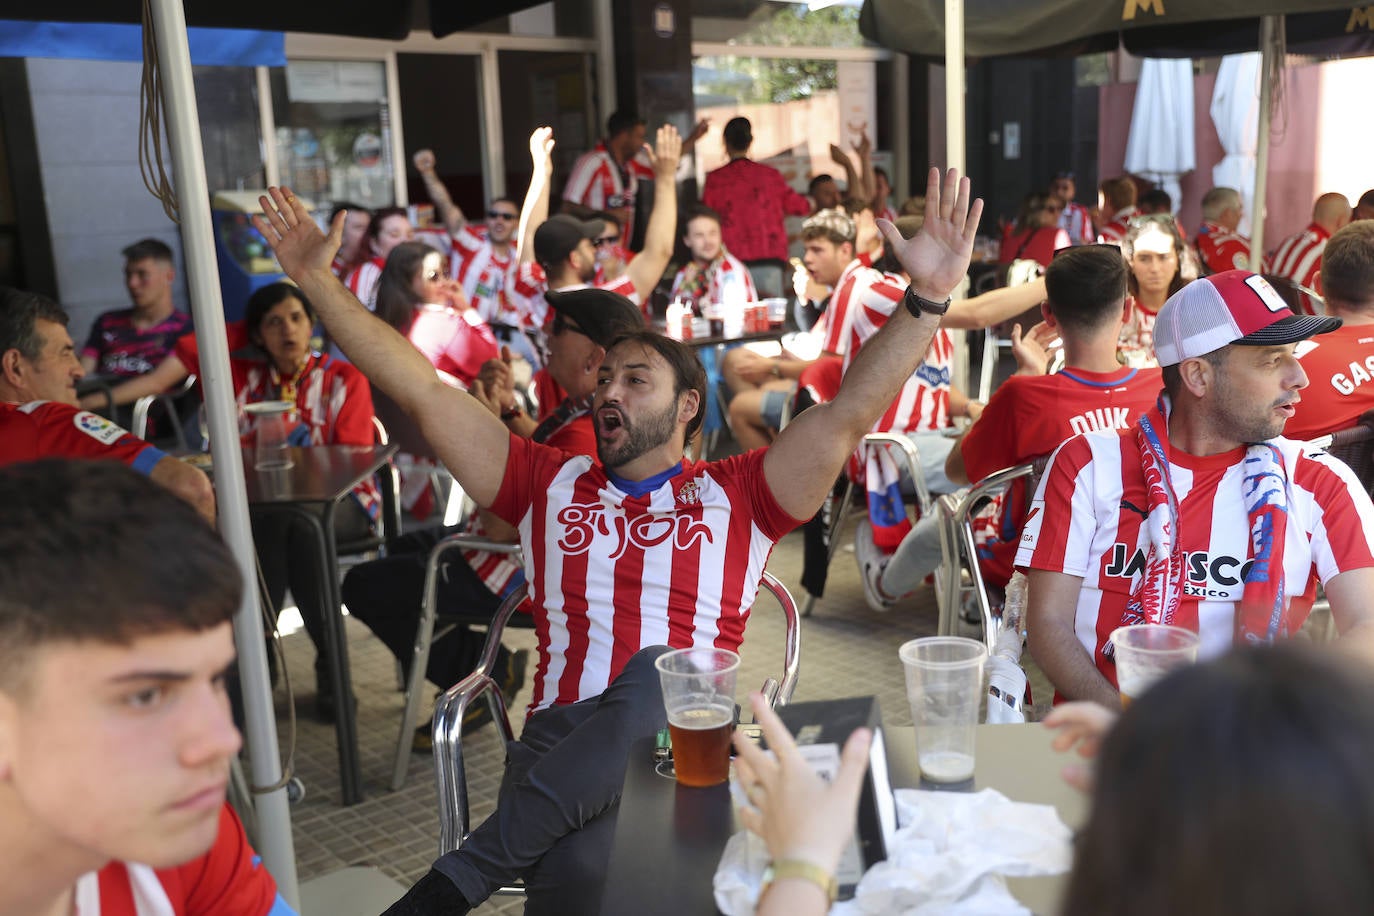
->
<box><xmin>1119</xmin><ymin>214</ymin><xmax>1192</xmax><ymax>366</ymax></box>
<box><xmin>998</xmin><ymin>191</ymin><xmax>1072</xmax><ymax>270</ymax></box>
<box><xmin>375</xmin><ymin>241</ymin><xmax>499</xmax><ymax>389</ymax></box>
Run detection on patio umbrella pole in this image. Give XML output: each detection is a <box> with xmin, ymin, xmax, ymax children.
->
<box><xmin>147</xmin><ymin>0</ymin><xmax>300</xmax><ymax>906</ymax></box>
<box><xmin>1249</xmin><ymin>14</ymin><xmax>1281</xmax><ymax>269</ymax></box>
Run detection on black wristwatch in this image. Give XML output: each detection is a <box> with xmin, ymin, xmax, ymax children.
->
<box><xmin>903</xmin><ymin>286</ymin><xmax>952</xmax><ymax>317</ymax></box>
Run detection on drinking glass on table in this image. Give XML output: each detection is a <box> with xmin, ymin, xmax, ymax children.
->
<box><xmin>244</xmin><ymin>400</ymin><xmax>294</xmax><ymax>471</ymax></box>
<box><xmin>1110</xmin><ymin>624</ymin><xmax>1199</xmax><ymax>707</ymax></box>
<box><xmin>655</xmin><ymin>648</ymin><xmax>739</xmax><ymax>787</ymax></box>
<box><xmin>899</xmin><ymin>636</ymin><xmax>987</xmax><ymax>783</ymax></box>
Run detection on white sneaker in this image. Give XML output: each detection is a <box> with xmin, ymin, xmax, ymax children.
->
<box><xmin>855</xmin><ymin>521</ymin><xmax>898</xmax><ymax>612</ymax></box>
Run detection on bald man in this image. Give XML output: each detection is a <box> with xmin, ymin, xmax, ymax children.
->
<box><xmin>1270</xmin><ymin>192</ymin><xmax>1353</xmax><ymax>311</ymax></box>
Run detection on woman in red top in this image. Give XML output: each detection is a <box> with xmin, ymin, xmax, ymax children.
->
<box><xmin>999</xmin><ymin>192</ymin><xmax>1072</xmax><ymax>269</ymax></box>
<box><xmin>375</xmin><ymin>241</ymin><xmax>500</xmax><ymax>389</ymax></box>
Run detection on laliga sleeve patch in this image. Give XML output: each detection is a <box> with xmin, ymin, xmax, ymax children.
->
<box><xmin>73</xmin><ymin>410</ymin><xmax>127</xmax><ymax>445</ymax></box>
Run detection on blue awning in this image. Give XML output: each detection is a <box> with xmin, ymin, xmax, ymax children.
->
<box><xmin>0</xmin><ymin>21</ymin><xmax>284</xmax><ymax>66</ymax></box>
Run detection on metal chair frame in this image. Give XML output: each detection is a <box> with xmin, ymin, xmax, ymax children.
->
<box><xmin>430</xmin><ymin>570</ymin><xmax>803</xmax><ymax>885</ymax></box>
<box><xmin>389</xmin><ymin>533</ymin><xmax>523</xmax><ymax>790</ymax></box>
<box><xmin>799</xmin><ymin>432</ymin><xmax>932</xmax><ymax>617</ymax></box>
<box><xmin>131</xmin><ymin>373</ymin><xmax>199</xmax><ymax>450</ymax></box>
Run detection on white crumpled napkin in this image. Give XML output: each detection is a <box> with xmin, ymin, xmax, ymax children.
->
<box><xmin>714</xmin><ymin>788</ymin><xmax>1072</xmax><ymax>916</ymax></box>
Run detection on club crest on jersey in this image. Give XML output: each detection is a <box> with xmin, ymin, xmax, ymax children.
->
<box><xmin>73</xmin><ymin>410</ymin><xmax>124</xmax><ymax>445</ymax></box>
<box><xmin>677</xmin><ymin>481</ymin><xmax>701</xmax><ymax>506</ymax></box>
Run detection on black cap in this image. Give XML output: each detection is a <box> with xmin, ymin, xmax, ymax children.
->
<box><xmin>533</xmin><ymin>214</ymin><xmax>605</xmax><ymax>267</ymax></box>
<box><xmin>545</xmin><ymin>287</ymin><xmax>646</xmax><ymax>347</ymax></box>
<box><xmin>723</xmin><ymin>117</ymin><xmax>752</xmax><ymax>150</ymax></box>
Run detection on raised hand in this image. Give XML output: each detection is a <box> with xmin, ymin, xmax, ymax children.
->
<box><xmin>828</xmin><ymin>142</ymin><xmax>849</xmax><ymax>168</ymax></box>
<box><xmin>877</xmin><ymin>167</ymin><xmax>982</xmax><ymax>303</ymax></box>
<box><xmin>1011</xmin><ymin>320</ymin><xmax>1058</xmax><ymax>376</ymax></box>
<box><xmin>413</xmin><ymin>149</ymin><xmax>437</xmax><ymax>173</ymax></box>
<box><xmin>253</xmin><ymin>186</ymin><xmax>341</xmax><ymax>281</ymax></box>
<box><xmin>646</xmin><ymin>123</ymin><xmax>682</xmax><ymax>180</ymax></box>
<box><xmin>1043</xmin><ymin>700</ymin><xmax>1117</xmax><ymax>793</ymax></box>
<box><xmin>686</xmin><ymin>118</ymin><xmax>710</xmax><ymax>145</ymax></box>
<box><xmin>529</xmin><ymin>126</ymin><xmax>555</xmax><ymax>175</ymax></box>
<box><xmin>854</xmin><ymin>130</ymin><xmax>871</xmax><ymax>158</ymax></box>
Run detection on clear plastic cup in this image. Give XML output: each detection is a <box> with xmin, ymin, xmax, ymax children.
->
<box><xmin>245</xmin><ymin>401</ymin><xmax>294</xmax><ymax>471</ymax></box>
<box><xmin>1110</xmin><ymin>624</ymin><xmax>1199</xmax><ymax>707</ymax></box>
<box><xmin>655</xmin><ymin>648</ymin><xmax>739</xmax><ymax>787</ymax></box>
<box><xmin>899</xmin><ymin>636</ymin><xmax>987</xmax><ymax>783</ymax></box>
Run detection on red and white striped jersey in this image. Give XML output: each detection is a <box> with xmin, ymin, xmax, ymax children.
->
<box><xmin>1194</xmin><ymin>220</ymin><xmax>1259</xmax><ymax>275</ymax></box>
<box><xmin>489</xmin><ymin>437</ymin><xmax>803</xmax><ymax>715</ymax></box>
<box><xmin>1269</xmin><ymin>222</ymin><xmax>1332</xmax><ymax>311</ymax></box>
<box><xmin>841</xmin><ymin>269</ymin><xmax>954</xmax><ymax>435</ymax></box>
<box><xmin>342</xmin><ymin>257</ymin><xmax>386</xmax><ymax>312</ymax></box>
<box><xmin>451</xmin><ymin>224</ymin><xmax>516</xmax><ymax>323</ymax></box>
<box><xmin>1016</xmin><ymin>428</ymin><xmax>1374</xmax><ymax>686</ymax></box>
<box><xmin>76</xmin><ymin>805</ymin><xmax>288</xmax><ymax>916</ymax></box>
<box><xmin>1097</xmin><ymin>207</ymin><xmax>1138</xmax><ymax>245</ymax></box>
<box><xmin>1118</xmin><ymin>296</ymin><xmax>1161</xmax><ymax>368</ymax></box>
<box><xmin>818</xmin><ymin>259</ymin><xmax>883</xmax><ymax>356</ymax></box>
<box><xmin>562</xmin><ymin>142</ymin><xmax>655</xmax><ymax>243</ymax></box>
<box><xmin>507</xmin><ymin>264</ymin><xmax>639</xmax><ymax>333</ymax></box>
<box><xmin>1059</xmin><ymin>201</ymin><xmax>1095</xmax><ymax>246</ymax></box>
<box><xmin>668</xmin><ymin>251</ymin><xmax>759</xmax><ymax>307</ymax></box>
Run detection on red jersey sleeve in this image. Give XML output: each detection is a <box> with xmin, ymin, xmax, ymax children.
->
<box><xmin>329</xmin><ymin>363</ymin><xmax>377</xmax><ymax>447</ymax></box>
<box><xmin>1293</xmin><ymin>447</ymin><xmax>1374</xmax><ymax>581</ymax></box>
<box><xmin>1015</xmin><ymin>433</ymin><xmax>1100</xmax><ymax>577</ymax></box>
<box><xmin>694</xmin><ymin>448</ymin><xmax>806</xmax><ymax>542</ymax></box>
<box><xmin>1</xmin><ymin>402</ymin><xmax>166</xmax><ymax>474</ymax></box>
<box><xmin>155</xmin><ymin>804</ymin><xmax>283</xmax><ymax>915</ymax></box>
<box><xmin>488</xmin><ymin>433</ymin><xmax>582</xmax><ymax>527</ymax></box>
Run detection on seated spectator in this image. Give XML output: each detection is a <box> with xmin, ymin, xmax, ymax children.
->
<box><xmin>80</xmin><ymin>238</ymin><xmax>191</xmax><ymax>381</ymax></box>
<box><xmin>343</xmin><ymin>206</ymin><xmax>414</xmax><ymax>310</ymax></box>
<box><xmin>330</xmin><ymin>202</ymin><xmax>372</xmax><ymax>278</ymax></box>
<box><xmin>0</xmin><ymin>286</ymin><xmax>213</xmax><ymax>520</ymax></box>
<box><xmin>0</xmin><ymin>460</ymin><xmax>290</xmax><ymax>916</ymax></box>
<box><xmin>1054</xmin><ymin>643</ymin><xmax>1374</xmax><ymax>916</ymax></box>
<box><xmin>1137</xmin><ymin>187</ymin><xmax>1188</xmax><ymax>241</ymax></box>
<box><xmin>1270</xmin><ymin>192</ymin><xmax>1352</xmax><ymax>313</ymax></box>
<box><xmin>809</xmin><ymin>174</ymin><xmax>842</xmax><ymax>211</ymax></box>
<box><xmin>1119</xmin><ymin>214</ymin><xmax>1189</xmax><ymax>367</ymax></box>
<box><xmin>855</xmin><ymin>245</ymin><xmax>1159</xmax><ymax>610</ymax></box>
<box><xmin>343</xmin><ymin>289</ymin><xmax>644</xmax><ymax>747</ymax></box>
<box><xmin>669</xmin><ymin>205</ymin><xmax>757</xmax><ymax>309</ymax></box>
<box><xmin>872</xmin><ymin>166</ymin><xmax>898</xmax><ymax>223</ymax></box>
<box><xmin>590</xmin><ymin>210</ymin><xmax>634</xmax><ymax>287</ymax></box>
<box><xmin>232</xmin><ymin>283</ymin><xmax>380</xmax><ymax>719</ymax></box>
<box><xmin>375</xmin><ymin>241</ymin><xmax>499</xmax><ymax>389</ymax></box>
<box><xmin>1096</xmin><ymin>176</ymin><xmax>1139</xmax><ymax>244</ymax></box>
<box><xmin>1195</xmin><ymin>187</ymin><xmax>1257</xmax><ymax>275</ymax></box>
<box><xmin>1356</xmin><ymin>189</ymin><xmax>1374</xmax><ymax>222</ymax></box>
<box><xmin>1286</xmin><ymin>220</ymin><xmax>1374</xmax><ymax>440</ymax></box>
<box><xmin>1049</xmin><ymin>171</ymin><xmax>1095</xmax><ymax>245</ymax></box>
<box><xmin>1020</xmin><ymin>270</ymin><xmax>1373</xmax><ymax>707</ymax></box>
<box><xmin>999</xmin><ymin>192</ymin><xmax>1071</xmax><ymax>269</ymax></box>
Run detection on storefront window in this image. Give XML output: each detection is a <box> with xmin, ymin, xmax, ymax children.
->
<box><xmin>193</xmin><ymin>66</ymin><xmax>265</xmax><ymax>194</ymax></box>
<box><xmin>270</xmin><ymin>60</ymin><xmax>395</xmax><ymax>211</ymax></box>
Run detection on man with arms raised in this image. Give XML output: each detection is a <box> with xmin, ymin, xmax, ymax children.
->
<box><xmin>254</xmin><ymin>167</ymin><xmax>981</xmax><ymax>915</ymax></box>
<box><xmin>0</xmin><ymin>287</ymin><xmax>213</xmax><ymax>521</ymax></box>
<box><xmin>1019</xmin><ymin>270</ymin><xmax>1374</xmax><ymax>707</ymax></box>
<box><xmin>0</xmin><ymin>460</ymin><xmax>289</xmax><ymax>916</ymax></box>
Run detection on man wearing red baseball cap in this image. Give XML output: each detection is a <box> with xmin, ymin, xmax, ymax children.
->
<box><xmin>1016</xmin><ymin>269</ymin><xmax>1374</xmax><ymax>707</ymax></box>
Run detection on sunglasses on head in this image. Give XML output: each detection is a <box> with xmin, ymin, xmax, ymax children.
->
<box><xmin>551</xmin><ymin>313</ymin><xmax>589</xmax><ymax>337</ymax></box>
<box><xmin>487</xmin><ymin>210</ymin><xmax>518</xmax><ymax>220</ymax></box>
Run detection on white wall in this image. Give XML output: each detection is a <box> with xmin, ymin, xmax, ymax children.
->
<box><xmin>26</xmin><ymin>58</ymin><xmax>187</xmax><ymax>347</ymax></box>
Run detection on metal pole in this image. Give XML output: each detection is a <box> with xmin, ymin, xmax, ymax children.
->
<box><xmin>594</xmin><ymin>0</ymin><xmax>616</xmax><ymax>126</ymax></box>
<box><xmin>1250</xmin><ymin>15</ymin><xmax>1280</xmax><ymax>269</ymax></box>
<box><xmin>255</xmin><ymin>66</ymin><xmax>279</xmax><ymax>188</ymax></box>
<box><xmin>146</xmin><ymin>0</ymin><xmax>299</xmax><ymax>906</ymax></box>
<box><xmin>944</xmin><ymin>0</ymin><xmax>965</xmax><ymax>174</ymax></box>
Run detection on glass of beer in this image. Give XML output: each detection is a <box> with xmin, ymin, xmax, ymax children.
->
<box><xmin>1110</xmin><ymin>624</ymin><xmax>1199</xmax><ymax>707</ymax></box>
<box><xmin>899</xmin><ymin>637</ymin><xmax>987</xmax><ymax>783</ymax></box>
<box><xmin>655</xmin><ymin>648</ymin><xmax>739</xmax><ymax>787</ymax></box>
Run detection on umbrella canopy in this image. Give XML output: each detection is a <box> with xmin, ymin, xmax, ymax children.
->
<box><xmin>859</xmin><ymin>0</ymin><xmax>1373</xmax><ymax>58</ymax></box>
<box><xmin>1123</xmin><ymin>58</ymin><xmax>1195</xmax><ymax>210</ymax></box>
<box><xmin>0</xmin><ymin>0</ymin><xmax>549</xmax><ymax>39</ymax></box>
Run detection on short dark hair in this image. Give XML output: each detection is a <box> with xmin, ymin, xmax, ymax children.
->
<box><xmin>488</xmin><ymin>196</ymin><xmax>519</xmax><ymax>212</ymax></box>
<box><xmin>0</xmin><ymin>460</ymin><xmax>240</xmax><ymax>694</ymax></box>
<box><xmin>604</xmin><ymin>330</ymin><xmax>708</xmax><ymax>442</ymax></box>
<box><xmin>1161</xmin><ymin>346</ymin><xmax>1226</xmax><ymax>399</ymax></box>
<box><xmin>1044</xmin><ymin>246</ymin><xmax>1129</xmax><ymax>334</ymax></box>
<box><xmin>1100</xmin><ymin>176</ymin><xmax>1138</xmax><ymax>212</ymax></box>
<box><xmin>367</xmin><ymin>206</ymin><xmax>410</xmax><ymax>245</ymax></box>
<box><xmin>683</xmin><ymin>204</ymin><xmax>722</xmax><ymax>232</ymax></box>
<box><xmin>1138</xmin><ymin>188</ymin><xmax>1173</xmax><ymax>214</ymax></box>
<box><xmin>244</xmin><ymin>282</ymin><xmax>315</xmax><ymax>346</ymax></box>
<box><xmin>808</xmin><ymin>174</ymin><xmax>836</xmax><ymax>196</ymax></box>
<box><xmin>0</xmin><ymin>286</ymin><xmax>69</xmax><ymax>361</ymax></box>
<box><xmin>606</xmin><ymin>110</ymin><xmax>644</xmax><ymax>138</ymax></box>
<box><xmin>723</xmin><ymin>117</ymin><xmax>752</xmax><ymax>151</ymax></box>
<box><xmin>1063</xmin><ymin>644</ymin><xmax>1374</xmax><ymax>916</ymax></box>
<box><xmin>375</xmin><ymin>241</ymin><xmax>439</xmax><ymax>332</ymax></box>
<box><xmin>1320</xmin><ymin>221</ymin><xmax>1374</xmax><ymax>310</ymax></box>
<box><xmin>330</xmin><ymin>201</ymin><xmax>369</xmax><ymax>224</ymax></box>
<box><xmin>121</xmin><ymin>237</ymin><xmax>174</xmax><ymax>265</ymax></box>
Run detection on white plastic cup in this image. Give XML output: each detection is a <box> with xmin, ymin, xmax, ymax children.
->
<box><xmin>1110</xmin><ymin>624</ymin><xmax>1199</xmax><ymax>707</ymax></box>
<box><xmin>246</xmin><ymin>401</ymin><xmax>295</xmax><ymax>471</ymax></box>
<box><xmin>655</xmin><ymin>648</ymin><xmax>739</xmax><ymax>787</ymax></box>
<box><xmin>899</xmin><ymin>636</ymin><xmax>987</xmax><ymax>783</ymax></box>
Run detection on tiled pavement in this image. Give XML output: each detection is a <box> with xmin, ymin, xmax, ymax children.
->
<box><xmin>267</xmin><ymin>508</ymin><xmax>1052</xmax><ymax>914</ymax></box>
